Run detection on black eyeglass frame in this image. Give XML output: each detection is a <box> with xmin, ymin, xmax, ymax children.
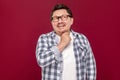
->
<box><xmin>51</xmin><ymin>15</ymin><xmax>72</xmax><ymax>22</ymax></box>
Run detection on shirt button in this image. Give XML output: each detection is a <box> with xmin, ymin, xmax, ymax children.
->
<box><xmin>60</xmin><ymin>71</ymin><xmax>62</xmax><ymax>73</ymax></box>
<box><xmin>60</xmin><ymin>61</ymin><xmax>63</xmax><ymax>63</ymax></box>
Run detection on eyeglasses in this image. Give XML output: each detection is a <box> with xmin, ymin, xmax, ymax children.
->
<box><xmin>51</xmin><ymin>15</ymin><xmax>71</xmax><ymax>22</ymax></box>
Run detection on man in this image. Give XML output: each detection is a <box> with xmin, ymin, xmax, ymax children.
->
<box><xmin>36</xmin><ymin>4</ymin><xmax>96</xmax><ymax>80</ymax></box>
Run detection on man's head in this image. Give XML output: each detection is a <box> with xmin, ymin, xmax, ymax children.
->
<box><xmin>50</xmin><ymin>4</ymin><xmax>73</xmax><ymax>21</ymax></box>
<box><xmin>51</xmin><ymin>4</ymin><xmax>74</xmax><ymax>35</ymax></box>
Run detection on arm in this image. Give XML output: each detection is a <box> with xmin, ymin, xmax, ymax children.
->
<box><xmin>86</xmin><ymin>39</ymin><xmax>97</xmax><ymax>80</ymax></box>
<box><xmin>36</xmin><ymin>34</ymin><xmax>62</xmax><ymax>67</ymax></box>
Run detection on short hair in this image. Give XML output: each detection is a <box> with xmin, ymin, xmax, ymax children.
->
<box><xmin>50</xmin><ymin>4</ymin><xmax>73</xmax><ymax>21</ymax></box>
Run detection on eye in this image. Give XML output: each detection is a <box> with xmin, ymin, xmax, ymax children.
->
<box><xmin>52</xmin><ymin>15</ymin><xmax>71</xmax><ymax>22</ymax></box>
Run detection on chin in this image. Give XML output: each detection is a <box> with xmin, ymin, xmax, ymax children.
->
<box><xmin>60</xmin><ymin>29</ymin><xmax>66</xmax><ymax>32</ymax></box>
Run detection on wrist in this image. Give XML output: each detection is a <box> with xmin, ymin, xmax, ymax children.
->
<box><xmin>57</xmin><ymin>42</ymin><xmax>66</xmax><ymax>52</ymax></box>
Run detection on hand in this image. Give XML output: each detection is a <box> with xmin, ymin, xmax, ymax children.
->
<box><xmin>61</xmin><ymin>31</ymin><xmax>71</xmax><ymax>46</ymax></box>
<box><xmin>57</xmin><ymin>31</ymin><xmax>71</xmax><ymax>52</ymax></box>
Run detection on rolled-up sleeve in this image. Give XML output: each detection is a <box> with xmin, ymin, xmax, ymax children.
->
<box><xmin>36</xmin><ymin>34</ymin><xmax>62</xmax><ymax>67</ymax></box>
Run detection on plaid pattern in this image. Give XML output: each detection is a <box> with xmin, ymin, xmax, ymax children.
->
<box><xmin>36</xmin><ymin>30</ymin><xmax>96</xmax><ymax>80</ymax></box>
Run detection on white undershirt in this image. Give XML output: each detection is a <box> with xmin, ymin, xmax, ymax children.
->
<box><xmin>56</xmin><ymin>33</ymin><xmax>77</xmax><ymax>80</ymax></box>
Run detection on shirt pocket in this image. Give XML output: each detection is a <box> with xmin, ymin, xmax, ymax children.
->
<box><xmin>77</xmin><ymin>46</ymin><xmax>87</xmax><ymax>63</ymax></box>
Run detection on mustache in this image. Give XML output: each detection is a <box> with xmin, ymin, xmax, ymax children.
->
<box><xmin>57</xmin><ymin>22</ymin><xmax>66</xmax><ymax>27</ymax></box>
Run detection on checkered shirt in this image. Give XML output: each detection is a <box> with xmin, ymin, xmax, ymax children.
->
<box><xmin>36</xmin><ymin>30</ymin><xmax>96</xmax><ymax>80</ymax></box>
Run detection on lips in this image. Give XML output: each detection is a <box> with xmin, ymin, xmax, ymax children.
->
<box><xmin>57</xmin><ymin>23</ymin><xmax>66</xmax><ymax>27</ymax></box>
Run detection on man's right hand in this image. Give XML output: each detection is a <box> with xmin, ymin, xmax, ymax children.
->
<box><xmin>57</xmin><ymin>31</ymin><xmax>71</xmax><ymax>52</ymax></box>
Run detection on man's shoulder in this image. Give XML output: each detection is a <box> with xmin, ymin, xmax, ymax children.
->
<box><xmin>72</xmin><ymin>30</ymin><xmax>87</xmax><ymax>39</ymax></box>
<box><xmin>72</xmin><ymin>31</ymin><xmax>90</xmax><ymax>48</ymax></box>
<box><xmin>38</xmin><ymin>31</ymin><xmax>54</xmax><ymax>38</ymax></box>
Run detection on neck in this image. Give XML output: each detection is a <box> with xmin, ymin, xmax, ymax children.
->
<box><xmin>56</xmin><ymin>30</ymin><xmax>71</xmax><ymax>36</ymax></box>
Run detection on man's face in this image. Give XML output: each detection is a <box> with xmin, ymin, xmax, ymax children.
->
<box><xmin>51</xmin><ymin>9</ymin><xmax>73</xmax><ymax>35</ymax></box>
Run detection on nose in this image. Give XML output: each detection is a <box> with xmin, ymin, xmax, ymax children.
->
<box><xmin>58</xmin><ymin>18</ymin><xmax>63</xmax><ymax>23</ymax></box>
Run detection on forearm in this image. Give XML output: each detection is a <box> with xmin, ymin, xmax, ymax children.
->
<box><xmin>36</xmin><ymin>45</ymin><xmax>62</xmax><ymax>67</ymax></box>
<box><xmin>86</xmin><ymin>57</ymin><xmax>96</xmax><ymax>80</ymax></box>
<box><xmin>57</xmin><ymin>42</ymin><xmax>66</xmax><ymax>52</ymax></box>
<box><xmin>86</xmin><ymin>49</ymin><xmax>96</xmax><ymax>80</ymax></box>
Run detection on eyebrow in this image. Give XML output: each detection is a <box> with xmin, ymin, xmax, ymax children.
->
<box><xmin>52</xmin><ymin>14</ymin><xmax>69</xmax><ymax>17</ymax></box>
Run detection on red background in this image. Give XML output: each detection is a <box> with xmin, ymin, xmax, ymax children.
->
<box><xmin>0</xmin><ymin>0</ymin><xmax>120</xmax><ymax>80</ymax></box>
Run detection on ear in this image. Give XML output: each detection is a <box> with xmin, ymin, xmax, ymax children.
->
<box><xmin>71</xmin><ymin>18</ymin><xmax>74</xmax><ymax>25</ymax></box>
